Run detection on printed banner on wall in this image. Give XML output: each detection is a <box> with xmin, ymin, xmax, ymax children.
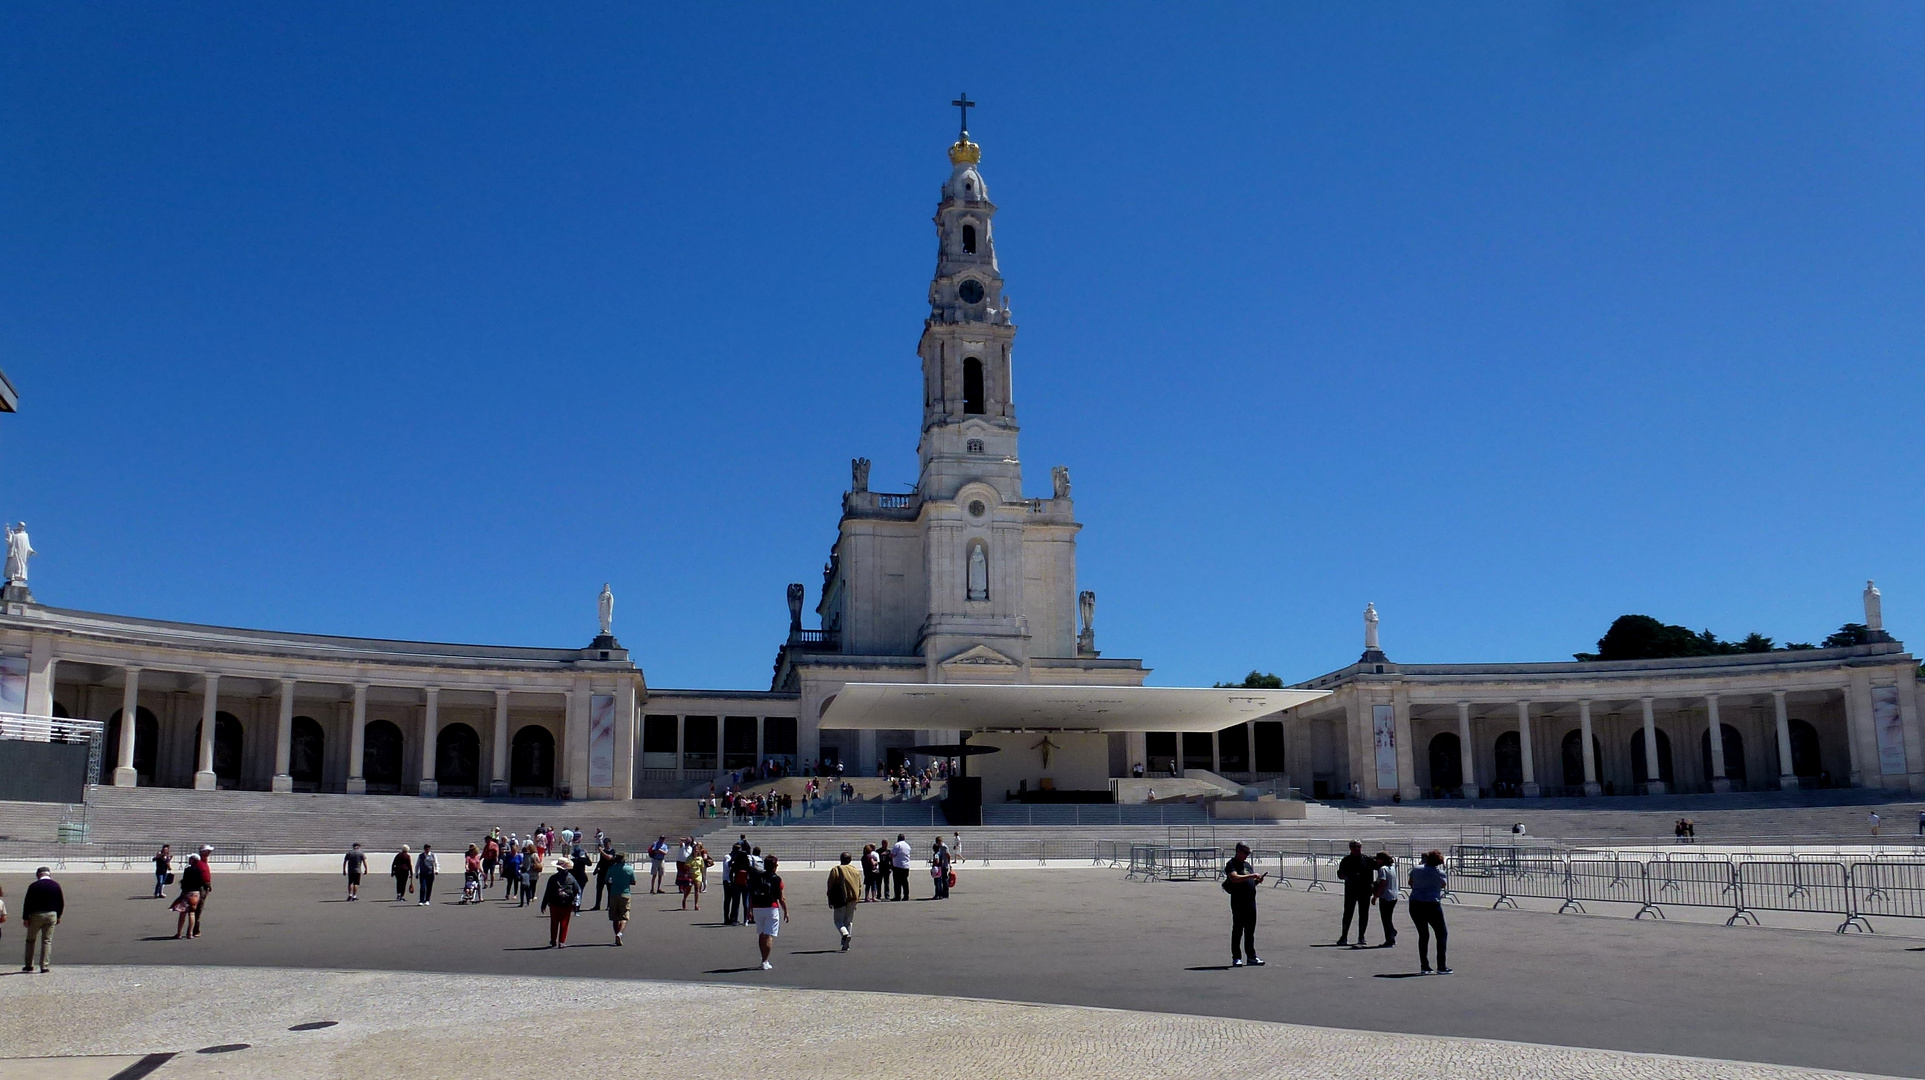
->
<box><xmin>1872</xmin><ymin>685</ymin><xmax>1908</xmax><ymax>776</ymax></box>
<box><xmin>1372</xmin><ymin>704</ymin><xmax>1398</xmax><ymax>792</ymax></box>
<box><xmin>0</xmin><ymin>655</ymin><xmax>26</xmax><ymax>715</ymax></box>
<box><xmin>588</xmin><ymin>694</ymin><xmax>616</xmax><ymax>788</ymax></box>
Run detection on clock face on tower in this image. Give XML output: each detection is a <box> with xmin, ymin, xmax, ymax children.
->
<box><xmin>958</xmin><ymin>279</ymin><xmax>985</xmax><ymax>304</ymax></box>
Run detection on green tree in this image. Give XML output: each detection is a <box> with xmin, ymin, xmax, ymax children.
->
<box><xmin>1822</xmin><ymin>623</ymin><xmax>1873</xmax><ymax>648</ymax></box>
<box><xmin>1213</xmin><ymin>671</ymin><xmax>1284</xmax><ymax>689</ymax></box>
<box><xmin>1738</xmin><ymin>632</ymin><xmax>1775</xmax><ymax>653</ymax></box>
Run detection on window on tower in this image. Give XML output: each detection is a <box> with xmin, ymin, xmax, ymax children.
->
<box><xmin>962</xmin><ymin>224</ymin><xmax>977</xmax><ymax>254</ymax></box>
<box><xmin>963</xmin><ymin>357</ymin><xmax>985</xmax><ymax>414</ymax></box>
<box><xmin>967</xmin><ymin>439</ymin><xmax>984</xmax><ymax>454</ymax></box>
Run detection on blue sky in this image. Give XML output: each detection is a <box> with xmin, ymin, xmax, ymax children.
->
<box><xmin>3</xmin><ymin>5</ymin><xmax>1921</xmax><ymax>689</ymax></box>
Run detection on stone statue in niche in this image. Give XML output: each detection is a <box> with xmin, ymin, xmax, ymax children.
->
<box><xmin>597</xmin><ymin>583</ymin><xmax>614</xmax><ymax>637</ymax></box>
<box><xmin>786</xmin><ymin>583</ymin><xmax>805</xmax><ymax>632</ymax></box>
<box><xmin>966</xmin><ymin>544</ymin><xmax>988</xmax><ymax>601</ymax></box>
<box><xmin>851</xmin><ymin>458</ymin><xmax>871</xmax><ymax>493</ymax></box>
<box><xmin>4</xmin><ymin>523</ymin><xmax>32</xmax><ymax>584</ymax></box>
<box><xmin>1051</xmin><ymin>465</ymin><xmax>1070</xmax><ymax>500</ymax></box>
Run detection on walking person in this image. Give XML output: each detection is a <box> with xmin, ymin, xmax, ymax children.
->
<box><xmin>501</xmin><ymin>844</ymin><xmax>522</xmax><ymax>901</ymax></box>
<box><xmin>827</xmin><ymin>852</ymin><xmax>862</xmax><ymax>951</ymax></box>
<box><xmin>604</xmin><ymin>852</ymin><xmax>635</xmax><ymax>945</ymax></box>
<box><xmin>748</xmin><ymin>854</ymin><xmax>789</xmax><ymax>970</ymax></box>
<box><xmin>20</xmin><ymin>868</ymin><xmax>62</xmax><ymax>973</ymax></box>
<box><xmin>590</xmin><ymin>843</ymin><xmax>612</xmax><ymax>912</ymax></box>
<box><xmin>1335</xmin><ymin>841</ymin><xmax>1374</xmax><ymax>947</ymax></box>
<box><xmin>193</xmin><ymin>846</ymin><xmax>215</xmax><ymax>933</ymax></box>
<box><xmin>541</xmin><ymin>855</ymin><xmax>581</xmax><ymax>947</ymax></box>
<box><xmin>647</xmin><ymin>836</ymin><xmax>668</xmax><ymax>894</ymax></box>
<box><xmin>722</xmin><ymin>844</ymin><xmax>748</xmax><ymax>925</ymax></box>
<box><xmin>1223</xmin><ymin>843</ymin><xmax>1265</xmax><ymax>967</ymax></box>
<box><xmin>688</xmin><ymin>842</ymin><xmax>711</xmax><ymax>912</ymax></box>
<box><xmin>1372</xmin><ymin>852</ymin><xmax>1399</xmax><ymax>947</ymax></box>
<box><xmin>519</xmin><ymin>846</ymin><xmax>542</xmax><ymax>908</ymax></box>
<box><xmin>861</xmin><ymin>844</ymin><xmax>882</xmax><ymax>902</ymax></box>
<box><xmin>462</xmin><ymin>845</ymin><xmax>483</xmax><ymax>904</ymax></box>
<box><xmin>1869</xmin><ymin>811</ymin><xmax>1881</xmax><ymax>837</ymax></box>
<box><xmin>151</xmin><ymin>844</ymin><xmax>173</xmax><ymax>899</ymax></box>
<box><xmin>890</xmin><ymin>834</ymin><xmax>912</xmax><ymax>901</ymax></box>
<box><xmin>482</xmin><ymin>836</ymin><xmax>499</xmax><ymax>888</ymax></box>
<box><xmin>415</xmin><ymin>845</ymin><xmax>439</xmax><ymax>906</ymax></box>
<box><xmin>1917</xmin><ymin>810</ymin><xmax>1924</xmax><ymax>837</ymax></box>
<box><xmin>392</xmin><ymin>845</ymin><xmax>414</xmax><ymax>901</ymax></box>
<box><xmin>171</xmin><ymin>853</ymin><xmax>208</xmax><ymax>939</ymax></box>
<box><xmin>342</xmin><ymin>843</ymin><xmax>367</xmax><ymax>901</ymax></box>
<box><xmin>1407</xmin><ymin>849</ymin><xmax>1451</xmax><ymax>974</ymax></box>
<box><xmin>930</xmin><ymin>836</ymin><xmax>952</xmax><ymax>899</ymax></box>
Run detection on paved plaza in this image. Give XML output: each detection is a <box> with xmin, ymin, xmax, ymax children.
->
<box><xmin>1</xmin><ymin>867</ymin><xmax>1919</xmax><ymax>1078</ymax></box>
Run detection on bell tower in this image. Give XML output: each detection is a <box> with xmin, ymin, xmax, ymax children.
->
<box><xmin>917</xmin><ymin>96</ymin><xmax>1020</xmax><ymax>505</ymax></box>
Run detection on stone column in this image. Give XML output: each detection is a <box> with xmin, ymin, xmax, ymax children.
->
<box><xmin>564</xmin><ymin>683</ymin><xmax>590</xmax><ymax>800</ymax></box>
<box><xmin>613</xmin><ymin>685</ymin><xmax>636</xmax><ymax>800</ymax></box>
<box><xmin>1843</xmin><ymin>673</ymin><xmax>1875</xmax><ymax>787</ymax></box>
<box><xmin>113</xmin><ymin>667</ymin><xmax>142</xmax><ymax>787</ymax></box>
<box><xmin>1210</xmin><ymin>730</ymin><xmax>1222</xmax><ymax>775</ymax></box>
<box><xmin>24</xmin><ymin>636</ymin><xmax>55</xmax><ymax>717</ymax></box>
<box><xmin>1578</xmin><ymin>700</ymin><xmax>1600</xmax><ymax>796</ymax></box>
<box><xmin>1772</xmin><ymin>690</ymin><xmax>1796</xmax><ymax>790</ymax></box>
<box><xmin>490</xmin><ymin>689</ymin><xmax>510</xmax><ymax>795</ymax></box>
<box><xmin>419</xmin><ymin>687</ymin><xmax>440</xmax><ymax>797</ymax></box>
<box><xmin>1640</xmin><ymin>696</ymin><xmax>1666</xmax><ymax>795</ymax></box>
<box><xmin>1456</xmin><ymin>702</ymin><xmax>1477</xmax><ymax>799</ymax></box>
<box><xmin>1516</xmin><ymin>700</ymin><xmax>1538</xmax><ymax>797</ymax></box>
<box><xmin>754</xmin><ymin>716</ymin><xmax>766</xmax><ymax>776</ymax></box>
<box><xmin>194</xmin><ymin>673</ymin><xmax>220</xmax><ymax>790</ymax></box>
<box><xmin>1392</xmin><ymin>688</ymin><xmax>1418</xmax><ymax>801</ymax></box>
<box><xmin>345</xmin><ymin>682</ymin><xmax>369</xmax><ymax>794</ymax></box>
<box><xmin>1705</xmin><ymin>693</ymin><xmax>1730</xmax><ymax>792</ymax></box>
<box><xmin>675</xmin><ymin>714</ymin><xmax>687</xmax><ymax>782</ymax></box>
<box><xmin>1244</xmin><ymin>720</ymin><xmax>1257</xmax><ymax>777</ymax></box>
<box><xmin>271</xmin><ymin>678</ymin><xmax>296</xmax><ymax>793</ymax></box>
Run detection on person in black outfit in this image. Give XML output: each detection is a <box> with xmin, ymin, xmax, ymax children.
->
<box><xmin>1223</xmin><ymin>843</ymin><xmax>1266</xmax><ymax>967</ymax></box>
<box><xmin>723</xmin><ymin>845</ymin><xmax>750</xmax><ymax>925</ymax></box>
<box><xmin>1335</xmin><ymin>841</ymin><xmax>1374</xmax><ymax>946</ymax></box>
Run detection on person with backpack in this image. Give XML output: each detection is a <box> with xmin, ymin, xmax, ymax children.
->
<box><xmin>1223</xmin><ymin>842</ymin><xmax>1265</xmax><ymax>967</ymax></box>
<box><xmin>723</xmin><ymin>844</ymin><xmax>750</xmax><ymax>925</ymax></box>
<box><xmin>826</xmin><ymin>851</ymin><xmax>862</xmax><ymax>951</ymax></box>
<box><xmin>647</xmin><ymin>836</ymin><xmax>669</xmax><ymax>894</ymax></box>
<box><xmin>541</xmin><ymin>855</ymin><xmax>582</xmax><ymax>947</ymax></box>
<box><xmin>747</xmin><ymin>854</ymin><xmax>789</xmax><ymax>970</ymax></box>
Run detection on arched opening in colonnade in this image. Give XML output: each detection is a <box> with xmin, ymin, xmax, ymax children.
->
<box><xmin>363</xmin><ymin>720</ymin><xmax>404</xmax><ymax>791</ymax></box>
<box><xmin>1700</xmin><ymin>724</ymin><xmax>1746</xmax><ymax>784</ymax></box>
<box><xmin>437</xmin><ymin>722</ymin><xmax>482</xmax><ymax>795</ymax></box>
<box><xmin>1493</xmin><ymin>731</ymin><xmax>1522</xmax><ymax>795</ymax></box>
<box><xmin>1630</xmin><ymin>728</ymin><xmax>1674</xmax><ymax>788</ymax></box>
<box><xmin>511</xmin><ymin>725</ymin><xmax>556</xmax><ymax>796</ymax></box>
<box><xmin>192</xmin><ymin>712</ymin><xmax>245</xmax><ymax>788</ymax></box>
<box><xmin>1561</xmin><ymin>730</ymin><xmax>1603</xmax><ymax>789</ymax></box>
<box><xmin>1787</xmin><ymin>718</ymin><xmax>1823</xmax><ymax>779</ymax></box>
<box><xmin>1427</xmin><ymin>732</ymin><xmax>1462</xmax><ymax>794</ymax></box>
<box><xmin>107</xmin><ymin>706</ymin><xmax>159</xmax><ymax>784</ymax></box>
<box><xmin>290</xmin><ymin>716</ymin><xmax>324</xmax><ymax>788</ymax></box>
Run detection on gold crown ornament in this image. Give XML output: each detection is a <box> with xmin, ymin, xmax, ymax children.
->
<box><xmin>948</xmin><ymin>137</ymin><xmax>981</xmax><ymax>165</ymax></box>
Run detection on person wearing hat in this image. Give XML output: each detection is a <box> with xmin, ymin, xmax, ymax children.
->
<box><xmin>1222</xmin><ymin>843</ymin><xmax>1266</xmax><ymax>968</ymax></box>
<box><xmin>541</xmin><ymin>855</ymin><xmax>582</xmax><ymax>947</ymax></box>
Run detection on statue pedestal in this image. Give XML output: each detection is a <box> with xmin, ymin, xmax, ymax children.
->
<box><xmin>1779</xmin><ymin>774</ymin><xmax>1801</xmax><ymax>791</ymax></box>
<box><xmin>345</xmin><ymin>777</ymin><xmax>367</xmax><ymax>795</ymax></box>
<box><xmin>1645</xmin><ymin>780</ymin><xmax>1667</xmax><ymax>795</ymax></box>
<box><xmin>193</xmin><ymin>770</ymin><xmax>217</xmax><ymax>791</ymax></box>
<box><xmin>1521</xmin><ymin>782</ymin><xmax>1540</xmax><ymax>798</ymax></box>
<box><xmin>418</xmin><ymin>779</ymin><xmax>439</xmax><ymax>798</ymax></box>
<box><xmin>1582</xmin><ymin>781</ymin><xmax>1602</xmax><ymax>797</ymax></box>
<box><xmin>1711</xmin><ymin>777</ymin><xmax>1733</xmax><ymax>794</ymax></box>
<box><xmin>271</xmin><ymin>773</ymin><xmax>293</xmax><ymax>793</ymax></box>
<box><xmin>112</xmin><ymin>766</ymin><xmax>138</xmax><ymax>788</ymax></box>
<box><xmin>1</xmin><ymin>582</ymin><xmax>33</xmax><ymax>606</ymax></box>
<box><xmin>490</xmin><ymin>778</ymin><xmax>509</xmax><ymax>796</ymax></box>
<box><xmin>1460</xmin><ymin>783</ymin><xmax>1479</xmax><ymax>800</ymax></box>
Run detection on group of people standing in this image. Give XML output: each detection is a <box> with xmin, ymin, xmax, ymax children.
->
<box><xmin>1224</xmin><ymin>840</ymin><xmax>1453</xmax><ymax>975</ymax></box>
<box><xmin>147</xmin><ymin>842</ymin><xmax>217</xmax><ymax>940</ymax></box>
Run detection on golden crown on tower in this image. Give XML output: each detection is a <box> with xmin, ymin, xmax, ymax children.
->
<box><xmin>948</xmin><ymin>137</ymin><xmax>981</xmax><ymax>165</ymax></box>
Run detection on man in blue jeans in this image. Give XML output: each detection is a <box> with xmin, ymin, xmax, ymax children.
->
<box><xmin>1335</xmin><ymin>841</ymin><xmax>1374</xmax><ymax>946</ymax></box>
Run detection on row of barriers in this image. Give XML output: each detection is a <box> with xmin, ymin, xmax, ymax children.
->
<box><xmin>0</xmin><ymin>839</ymin><xmax>259</xmax><ymax>870</ymax></box>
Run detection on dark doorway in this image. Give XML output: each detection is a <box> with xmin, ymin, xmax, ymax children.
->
<box><xmin>1216</xmin><ymin>724</ymin><xmax>1249</xmax><ymax>774</ymax></box>
<box><xmin>1181</xmin><ymin>732</ymin><xmax>1214</xmax><ymax>772</ymax></box>
<box><xmin>723</xmin><ymin>716</ymin><xmax>757</xmax><ymax>771</ymax></box>
<box><xmin>1630</xmin><ymin>728</ymin><xmax>1675</xmax><ymax>787</ymax></box>
<box><xmin>437</xmin><ymin>722</ymin><xmax>481</xmax><ymax>794</ymax></box>
<box><xmin>1144</xmin><ymin>732</ymin><xmax>1177</xmax><ymax>774</ymax></box>
<box><xmin>1493</xmin><ymin>731</ymin><xmax>1522</xmax><ymax>792</ymax></box>
<box><xmin>963</xmin><ymin>357</ymin><xmax>985</xmax><ymax>414</ymax></box>
<box><xmin>1787</xmin><ymin>718</ymin><xmax>1822</xmax><ymax>778</ymax></box>
<box><xmin>289</xmin><ymin>716</ymin><xmax>324</xmax><ymax>788</ymax></box>
<box><xmin>1252</xmin><ymin>721</ymin><xmax>1285</xmax><ymax>773</ymax></box>
<box><xmin>1560</xmin><ymin>730</ymin><xmax>1603</xmax><ymax>789</ymax></box>
<box><xmin>510</xmin><ymin>725</ymin><xmax>556</xmax><ymax>795</ymax></box>
<box><xmin>193</xmin><ymin>712</ymin><xmax>246</xmax><ymax>788</ymax></box>
<box><xmin>681</xmin><ymin>715</ymin><xmax>717</xmax><ymax>772</ymax></box>
<box><xmin>363</xmin><ymin>720</ymin><xmax>404</xmax><ymax>789</ymax></box>
<box><xmin>106</xmin><ymin>706</ymin><xmax>159</xmax><ymax>784</ymax></box>
<box><xmin>1700</xmin><ymin>724</ymin><xmax>1746</xmax><ymax>783</ymax></box>
<box><xmin>1428</xmin><ymin>732</ymin><xmax>1462</xmax><ymax>794</ymax></box>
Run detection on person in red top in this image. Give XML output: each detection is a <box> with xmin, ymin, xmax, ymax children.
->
<box><xmin>482</xmin><ymin>837</ymin><xmax>500</xmax><ymax>887</ymax></box>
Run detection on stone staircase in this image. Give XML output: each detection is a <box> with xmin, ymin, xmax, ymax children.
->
<box><xmin>1364</xmin><ymin>788</ymin><xmax>1925</xmax><ymax>842</ymax></box>
<box><xmin>0</xmin><ymin>786</ymin><xmax>706</xmax><ymax>855</ymax></box>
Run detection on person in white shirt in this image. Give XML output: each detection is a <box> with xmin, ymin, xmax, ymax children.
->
<box><xmin>1869</xmin><ymin>812</ymin><xmax>1881</xmax><ymax>837</ymax></box>
<box><xmin>889</xmin><ymin>834</ymin><xmax>913</xmax><ymax>901</ymax></box>
<box><xmin>1372</xmin><ymin>851</ymin><xmax>1400</xmax><ymax>947</ymax></box>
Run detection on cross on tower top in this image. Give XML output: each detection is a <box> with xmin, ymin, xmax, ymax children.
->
<box><xmin>951</xmin><ymin>93</ymin><xmax>975</xmax><ymax>139</ymax></box>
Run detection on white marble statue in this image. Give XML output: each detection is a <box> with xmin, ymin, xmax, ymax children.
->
<box><xmin>1364</xmin><ymin>602</ymin><xmax>1380</xmax><ymax>650</ymax></box>
<box><xmin>1051</xmin><ymin>465</ymin><xmax>1071</xmax><ymax>500</ymax></box>
<box><xmin>4</xmin><ymin>522</ymin><xmax>33</xmax><ymax>584</ymax></box>
<box><xmin>598</xmin><ymin>583</ymin><xmax>614</xmax><ymax>637</ymax></box>
<box><xmin>1078</xmin><ymin>589</ymin><xmax>1095</xmax><ymax>634</ymax></box>
<box><xmin>1864</xmin><ymin>580</ymin><xmax>1883</xmax><ymax>632</ymax></box>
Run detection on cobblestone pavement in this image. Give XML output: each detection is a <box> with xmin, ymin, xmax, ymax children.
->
<box><xmin>0</xmin><ymin>966</ymin><xmax>1912</xmax><ymax>1080</ymax></box>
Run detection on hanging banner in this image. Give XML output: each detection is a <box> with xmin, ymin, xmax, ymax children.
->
<box><xmin>1872</xmin><ymin>685</ymin><xmax>1908</xmax><ymax>776</ymax></box>
<box><xmin>1372</xmin><ymin>704</ymin><xmax>1398</xmax><ymax>792</ymax></box>
<box><xmin>588</xmin><ymin>694</ymin><xmax>616</xmax><ymax>788</ymax></box>
<box><xmin>0</xmin><ymin>655</ymin><xmax>25</xmax><ymax>714</ymax></box>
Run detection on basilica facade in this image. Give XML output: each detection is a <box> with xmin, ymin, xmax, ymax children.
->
<box><xmin>1</xmin><ymin>130</ymin><xmax>1918</xmax><ymax>804</ymax></box>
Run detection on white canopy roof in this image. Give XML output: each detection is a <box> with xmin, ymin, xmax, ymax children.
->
<box><xmin>817</xmin><ymin>683</ymin><xmax>1329</xmax><ymax>734</ymax></box>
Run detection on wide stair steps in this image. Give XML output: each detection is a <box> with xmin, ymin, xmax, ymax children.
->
<box><xmin>0</xmin><ymin>786</ymin><xmax>704</xmax><ymax>855</ymax></box>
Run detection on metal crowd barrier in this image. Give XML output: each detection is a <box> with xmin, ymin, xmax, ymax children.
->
<box><xmin>0</xmin><ymin>839</ymin><xmax>258</xmax><ymax>871</ymax></box>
